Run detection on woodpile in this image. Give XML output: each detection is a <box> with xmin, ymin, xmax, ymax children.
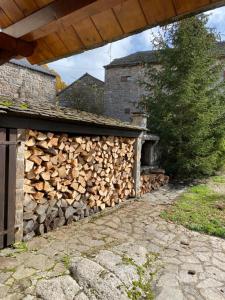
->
<box><xmin>23</xmin><ymin>130</ymin><xmax>135</xmax><ymax>240</ymax></box>
<box><xmin>141</xmin><ymin>173</ymin><xmax>169</xmax><ymax>195</ymax></box>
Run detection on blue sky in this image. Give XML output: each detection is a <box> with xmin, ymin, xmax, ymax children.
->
<box><xmin>49</xmin><ymin>6</ymin><xmax>225</xmax><ymax>84</ymax></box>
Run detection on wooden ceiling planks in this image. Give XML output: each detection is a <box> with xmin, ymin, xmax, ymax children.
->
<box><xmin>139</xmin><ymin>0</ymin><xmax>176</xmax><ymax>24</ymax></box>
<box><xmin>0</xmin><ymin>8</ymin><xmax>11</xmax><ymax>28</ymax></box>
<box><xmin>173</xmin><ymin>0</ymin><xmax>210</xmax><ymax>15</ymax></box>
<box><xmin>91</xmin><ymin>9</ymin><xmax>123</xmax><ymax>41</ymax></box>
<box><xmin>0</xmin><ymin>0</ymin><xmax>24</xmax><ymax>23</ymax></box>
<box><xmin>13</xmin><ymin>0</ymin><xmax>39</xmax><ymax>16</ymax></box>
<box><xmin>73</xmin><ymin>17</ymin><xmax>103</xmax><ymax>47</ymax></box>
<box><xmin>113</xmin><ymin>0</ymin><xmax>147</xmax><ymax>34</ymax></box>
<box><xmin>57</xmin><ymin>26</ymin><xmax>85</xmax><ymax>53</ymax></box>
<box><xmin>0</xmin><ymin>0</ymin><xmax>225</xmax><ymax>64</ymax></box>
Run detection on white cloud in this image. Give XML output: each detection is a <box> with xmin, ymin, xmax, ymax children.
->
<box><xmin>49</xmin><ymin>6</ymin><xmax>225</xmax><ymax>84</ymax></box>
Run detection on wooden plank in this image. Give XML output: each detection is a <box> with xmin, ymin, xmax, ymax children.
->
<box><xmin>13</xmin><ymin>0</ymin><xmax>39</xmax><ymax>16</ymax></box>
<box><xmin>42</xmin><ymin>33</ymin><xmax>69</xmax><ymax>57</ymax></box>
<box><xmin>0</xmin><ymin>8</ymin><xmax>12</xmax><ymax>28</ymax></box>
<box><xmin>173</xmin><ymin>0</ymin><xmax>210</xmax><ymax>15</ymax></box>
<box><xmin>0</xmin><ymin>33</ymin><xmax>35</xmax><ymax>57</ymax></box>
<box><xmin>0</xmin><ymin>128</ymin><xmax>6</xmax><ymax>248</ymax></box>
<box><xmin>3</xmin><ymin>0</ymin><xmax>98</xmax><ymax>38</ymax></box>
<box><xmin>35</xmin><ymin>0</ymin><xmax>55</xmax><ymax>8</ymax></box>
<box><xmin>23</xmin><ymin>0</ymin><xmax>127</xmax><ymax>42</ymax></box>
<box><xmin>0</xmin><ymin>115</ymin><xmax>141</xmax><ymax>138</ymax></box>
<box><xmin>113</xmin><ymin>0</ymin><xmax>147</xmax><ymax>33</ymax></box>
<box><xmin>0</xmin><ymin>49</ymin><xmax>15</xmax><ymax>66</ymax></box>
<box><xmin>0</xmin><ymin>0</ymin><xmax>24</xmax><ymax>23</ymax></box>
<box><xmin>74</xmin><ymin>17</ymin><xmax>103</xmax><ymax>47</ymax></box>
<box><xmin>57</xmin><ymin>26</ymin><xmax>85</xmax><ymax>53</ymax></box>
<box><xmin>139</xmin><ymin>0</ymin><xmax>176</xmax><ymax>25</ymax></box>
<box><xmin>92</xmin><ymin>9</ymin><xmax>123</xmax><ymax>41</ymax></box>
<box><xmin>6</xmin><ymin>129</ymin><xmax>16</xmax><ymax>246</ymax></box>
<box><xmin>28</xmin><ymin>38</ymin><xmax>55</xmax><ymax>64</ymax></box>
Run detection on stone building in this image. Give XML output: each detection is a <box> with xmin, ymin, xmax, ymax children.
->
<box><xmin>104</xmin><ymin>42</ymin><xmax>225</xmax><ymax>122</ymax></box>
<box><xmin>104</xmin><ymin>51</ymin><xmax>158</xmax><ymax>122</ymax></box>
<box><xmin>58</xmin><ymin>73</ymin><xmax>104</xmax><ymax>115</ymax></box>
<box><xmin>0</xmin><ymin>59</ymin><xmax>56</xmax><ymax>104</ymax></box>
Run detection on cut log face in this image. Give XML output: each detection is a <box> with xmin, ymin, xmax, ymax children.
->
<box><xmin>23</xmin><ymin>130</ymin><xmax>136</xmax><ymax>239</ymax></box>
<box><xmin>140</xmin><ymin>173</ymin><xmax>169</xmax><ymax>195</ymax></box>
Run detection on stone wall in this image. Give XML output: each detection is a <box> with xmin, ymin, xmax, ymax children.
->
<box><xmin>104</xmin><ymin>65</ymin><xmax>146</xmax><ymax>122</ymax></box>
<box><xmin>22</xmin><ymin>130</ymin><xmax>136</xmax><ymax>240</ymax></box>
<box><xmin>58</xmin><ymin>74</ymin><xmax>104</xmax><ymax>115</ymax></box>
<box><xmin>0</xmin><ymin>62</ymin><xmax>56</xmax><ymax>104</ymax></box>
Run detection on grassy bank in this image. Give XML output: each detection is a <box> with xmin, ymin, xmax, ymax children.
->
<box><xmin>161</xmin><ymin>176</ymin><xmax>225</xmax><ymax>238</ymax></box>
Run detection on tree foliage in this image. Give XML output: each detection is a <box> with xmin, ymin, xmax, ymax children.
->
<box><xmin>42</xmin><ymin>64</ymin><xmax>67</xmax><ymax>91</ymax></box>
<box><xmin>141</xmin><ymin>15</ymin><xmax>225</xmax><ymax>179</ymax></box>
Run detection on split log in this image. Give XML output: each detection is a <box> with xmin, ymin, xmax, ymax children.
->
<box><xmin>24</xmin><ymin>130</ymin><xmax>136</xmax><ymax>237</ymax></box>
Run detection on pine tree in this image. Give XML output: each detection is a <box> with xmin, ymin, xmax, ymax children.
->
<box><xmin>142</xmin><ymin>15</ymin><xmax>225</xmax><ymax>179</ymax></box>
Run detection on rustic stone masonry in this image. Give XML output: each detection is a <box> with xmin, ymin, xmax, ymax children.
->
<box><xmin>23</xmin><ymin>130</ymin><xmax>135</xmax><ymax>240</ymax></box>
<box><xmin>0</xmin><ymin>61</ymin><xmax>56</xmax><ymax>104</ymax></box>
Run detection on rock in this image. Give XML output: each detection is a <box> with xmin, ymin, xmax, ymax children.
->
<box><xmin>156</xmin><ymin>288</ymin><xmax>184</xmax><ymax>300</ymax></box>
<box><xmin>23</xmin><ymin>231</ymin><xmax>35</xmax><ymax>241</ymax></box>
<box><xmin>36</xmin><ymin>275</ymin><xmax>81</xmax><ymax>300</ymax></box>
<box><xmin>0</xmin><ymin>284</ymin><xmax>9</xmax><ymax>298</ymax></box>
<box><xmin>12</xmin><ymin>266</ymin><xmax>36</xmax><ymax>280</ymax></box>
<box><xmin>24</xmin><ymin>200</ymin><xmax>37</xmax><ymax>213</ymax></box>
<box><xmin>65</xmin><ymin>207</ymin><xmax>75</xmax><ymax>219</ymax></box>
<box><xmin>70</xmin><ymin>257</ymin><xmax>128</xmax><ymax>300</ymax></box>
<box><xmin>75</xmin><ymin>292</ymin><xmax>89</xmax><ymax>300</ymax></box>
<box><xmin>36</xmin><ymin>204</ymin><xmax>48</xmax><ymax>215</ymax></box>
<box><xmin>23</xmin><ymin>220</ymin><xmax>35</xmax><ymax>235</ymax></box>
<box><xmin>95</xmin><ymin>250</ymin><xmax>138</xmax><ymax>286</ymax></box>
<box><xmin>84</xmin><ymin>208</ymin><xmax>89</xmax><ymax>218</ymax></box>
<box><xmin>38</xmin><ymin>213</ymin><xmax>47</xmax><ymax>224</ymax></box>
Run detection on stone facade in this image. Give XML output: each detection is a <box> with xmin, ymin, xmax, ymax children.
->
<box><xmin>104</xmin><ymin>65</ymin><xmax>146</xmax><ymax>122</ymax></box>
<box><xmin>58</xmin><ymin>73</ymin><xmax>104</xmax><ymax>114</ymax></box>
<box><xmin>0</xmin><ymin>60</ymin><xmax>56</xmax><ymax>104</ymax></box>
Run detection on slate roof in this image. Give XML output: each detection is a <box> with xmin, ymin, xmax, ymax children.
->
<box><xmin>0</xmin><ymin>99</ymin><xmax>143</xmax><ymax>131</ymax></box>
<box><xmin>105</xmin><ymin>50</ymin><xmax>158</xmax><ymax>68</ymax></box>
<box><xmin>9</xmin><ymin>59</ymin><xmax>56</xmax><ymax>77</ymax></box>
<box><xmin>106</xmin><ymin>42</ymin><xmax>225</xmax><ymax>69</ymax></box>
<box><xmin>57</xmin><ymin>73</ymin><xmax>104</xmax><ymax>96</ymax></box>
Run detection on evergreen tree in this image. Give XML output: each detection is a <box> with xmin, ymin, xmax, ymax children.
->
<box><xmin>141</xmin><ymin>15</ymin><xmax>225</xmax><ymax>179</ymax></box>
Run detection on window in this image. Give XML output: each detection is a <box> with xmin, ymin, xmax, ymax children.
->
<box><xmin>121</xmin><ymin>76</ymin><xmax>131</xmax><ymax>82</ymax></box>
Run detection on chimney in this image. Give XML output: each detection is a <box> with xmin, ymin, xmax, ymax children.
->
<box><xmin>131</xmin><ymin>112</ymin><xmax>148</xmax><ymax>129</ymax></box>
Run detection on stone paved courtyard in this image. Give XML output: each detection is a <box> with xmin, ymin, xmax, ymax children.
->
<box><xmin>0</xmin><ymin>185</ymin><xmax>225</xmax><ymax>300</ymax></box>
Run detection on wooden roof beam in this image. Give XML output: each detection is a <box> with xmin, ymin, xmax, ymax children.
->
<box><xmin>2</xmin><ymin>0</ymin><xmax>97</xmax><ymax>38</ymax></box>
<box><xmin>0</xmin><ymin>33</ymin><xmax>35</xmax><ymax>65</ymax></box>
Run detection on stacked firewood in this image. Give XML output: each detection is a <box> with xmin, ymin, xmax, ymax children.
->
<box><xmin>23</xmin><ymin>130</ymin><xmax>135</xmax><ymax>240</ymax></box>
<box><xmin>141</xmin><ymin>173</ymin><xmax>169</xmax><ymax>195</ymax></box>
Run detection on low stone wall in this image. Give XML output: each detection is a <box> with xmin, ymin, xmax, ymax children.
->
<box><xmin>23</xmin><ymin>130</ymin><xmax>135</xmax><ymax>240</ymax></box>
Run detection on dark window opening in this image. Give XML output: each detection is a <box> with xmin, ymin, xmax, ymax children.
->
<box><xmin>121</xmin><ymin>76</ymin><xmax>131</xmax><ymax>82</ymax></box>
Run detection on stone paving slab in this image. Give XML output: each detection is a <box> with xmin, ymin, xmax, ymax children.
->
<box><xmin>0</xmin><ymin>185</ymin><xmax>225</xmax><ymax>299</ymax></box>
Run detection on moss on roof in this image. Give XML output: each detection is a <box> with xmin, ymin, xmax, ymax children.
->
<box><xmin>0</xmin><ymin>99</ymin><xmax>143</xmax><ymax>131</ymax></box>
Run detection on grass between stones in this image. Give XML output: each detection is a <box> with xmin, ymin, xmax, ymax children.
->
<box><xmin>161</xmin><ymin>181</ymin><xmax>225</xmax><ymax>238</ymax></box>
<box><xmin>122</xmin><ymin>253</ymin><xmax>160</xmax><ymax>300</ymax></box>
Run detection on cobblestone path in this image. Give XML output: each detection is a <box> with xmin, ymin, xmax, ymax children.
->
<box><xmin>0</xmin><ymin>186</ymin><xmax>225</xmax><ymax>300</ymax></box>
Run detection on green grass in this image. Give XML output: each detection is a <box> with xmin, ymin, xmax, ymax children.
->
<box><xmin>161</xmin><ymin>184</ymin><xmax>225</xmax><ymax>239</ymax></box>
<box><xmin>12</xmin><ymin>242</ymin><xmax>28</xmax><ymax>253</ymax></box>
<box><xmin>212</xmin><ymin>175</ymin><xmax>225</xmax><ymax>184</ymax></box>
<box><xmin>61</xmin><ymin>254</ymin><xmax>71</xmax><ymax>269</ymax></box>
<box><xmin>122</xmin><ymin>253</ymin><xmax>160</xmax><ymax>300</ymax></box>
